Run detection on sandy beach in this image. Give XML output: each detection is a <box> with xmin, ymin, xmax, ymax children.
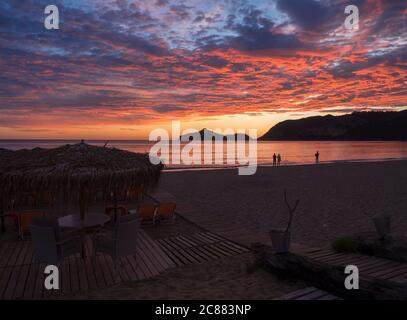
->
<box><xmin>68</xmin><ymin>159</ymin><xmax>407</xmax><ymax>300</ymax></box>
<box><xmin>2</xmin><ymin>159</ymin><xmax>406</xmax><ymax>300</ymax></box>
<box><xmin>156</xmin><ymin>160</ymin><xmax>407</xmax><ymax>248</ymax></box>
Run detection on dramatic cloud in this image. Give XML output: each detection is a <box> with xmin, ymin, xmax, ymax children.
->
<box><xmin>0</xmin><ymin>0</ymin><xmax>406</xmax><ymax>138</ymax></box>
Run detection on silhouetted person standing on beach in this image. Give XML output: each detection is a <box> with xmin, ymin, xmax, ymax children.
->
<box><xmin>273</xmin><ymin>153</ymin><xmax>277</xmax><ymax>166</ymax></box>
<box><xmin>277</xmin><ymin>154</ymin><xmax>281</xmax><ymax>165</ymax></box>
<box><xmin>315</xmin><ymin>151</ymin><xmax>319</xmax><ymax>163</ymax></box>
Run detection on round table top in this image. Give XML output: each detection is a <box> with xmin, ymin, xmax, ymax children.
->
<box><xmin>58</xmin><ymin>213</ymin><xmax>110</xmax><ymax>229</ymax></box>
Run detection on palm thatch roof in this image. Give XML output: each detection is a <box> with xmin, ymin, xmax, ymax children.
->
<box><xmin>0</xmin><ymin>142</ymin><xmax>163</xmax><ymax>208</ymax></box>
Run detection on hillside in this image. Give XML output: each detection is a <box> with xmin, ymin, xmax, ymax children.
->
<box><xmin>259</xmin><ymin>111</ymin><xmax>407</xmax><ymax>141</ymax></box>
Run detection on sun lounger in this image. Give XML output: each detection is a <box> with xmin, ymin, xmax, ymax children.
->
<box><xmin>156</xmin><ymin>202</ymin><xmax>176</xmax><ymax>224</ymax></box>
<box><xmin>136</xmin><ymin>203</ymin><xmax>157</xmax><ymax>225</ymax></box>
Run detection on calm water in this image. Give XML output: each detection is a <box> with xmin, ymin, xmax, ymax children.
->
<box><xmin>1</xmin><ymin>140</ymin><xmax>407</xmax><ymax>168</ymax></box>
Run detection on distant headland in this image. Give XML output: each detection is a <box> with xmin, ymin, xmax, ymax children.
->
<box><xmin>259</xmin><ymin>110</ymin><xmax>407</xmax><ymax>141</ymax></box>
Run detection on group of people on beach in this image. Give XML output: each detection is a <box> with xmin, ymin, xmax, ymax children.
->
<box><xmin>272</xmin><ymin>151</ymin><xmax>320</xmax><ymax>166</ymax></box>
<box><xmin>272</xmin><ymin>153</ymin><xmax>282</xmax><ymax>166</ymax></box>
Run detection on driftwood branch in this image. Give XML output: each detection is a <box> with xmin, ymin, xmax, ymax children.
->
<box><xmin>284</xmin><ymin>190</ymin><xmax>300</xmax><ymax>233</ymax></box>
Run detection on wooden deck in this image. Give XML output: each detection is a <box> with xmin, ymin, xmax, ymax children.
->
<box><xmin>276</xmin><ymin>286</ymin><xmax>341</xmax><ymax>300</ymax></box>
<box><xmin>156</xmin><ymin>232</ymin><xmax>250</xmax><ymax>266</ymax></box>
<box><xmin>0</xmin><ymin>230</ymin><xmax>176</xmax><ymax>299</ymax></box>
<box><xmin>301</xmin><ymin>247</ymin><xmax>407</xmax><ymax>285</ymax></box>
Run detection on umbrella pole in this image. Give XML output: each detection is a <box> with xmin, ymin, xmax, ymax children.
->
<box><xmin>79</xmin><ymin>185</ymin><xmax>87</xmax><ymax>220</ymax></box>
<box><xmin>113</xmin><ymin>190</ymin><xmax>118</xmax><ymax>222</ymax></box>
<box><xmin>0</xmin><ymin>195</ymin><xmax>4</xmax><ymax>234</ymax></box>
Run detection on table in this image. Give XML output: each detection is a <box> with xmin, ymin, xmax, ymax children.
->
<box><xmin>58</xmin><ymin>213</ymin><xmax>110</xmax><ymax>257</ymax></box>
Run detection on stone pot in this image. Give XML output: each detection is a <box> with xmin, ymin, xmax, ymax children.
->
<box><xmin>270</xmin><ymin>229</ymin><xmax>291</xmax><ymax>253</ymax></box>
<box><xmin>373</xmin><ymin>216</ymin><xmax>391</xmax><ymax>239</ymax></box>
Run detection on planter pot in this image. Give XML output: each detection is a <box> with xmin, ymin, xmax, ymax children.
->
<box><xmin>373</xmin><ymin>216</ymin><xmax>391</xmax><ymax>239</ymax></box>
<box><xmin>270</xmin><ymin>230</ymin><xmax>291</xmax><ymax>253</ymax></box>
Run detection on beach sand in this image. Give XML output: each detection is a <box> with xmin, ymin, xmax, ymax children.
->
<box><xmin>69</xmin><ymin>160</ymin><xmax>407</xmax><ymax>299</ymax></box>
<box><xmin>68</xmin><ymin>252</ymin><xmax>305</xmax><ymax>299</ymax></box>
<box><xmin>5</xmin><ymin>160</ymin><xmax>406</xmax><ymax>300</ymax></box>
<box><xmin>156</xmin><ymin>160</ymin><xmax>407</xmax><ymax>248</ymax></box>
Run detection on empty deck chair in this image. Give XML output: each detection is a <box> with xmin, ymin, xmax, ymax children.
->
<box><xmin>156</xmin><ymin>202</ymin><xmax>176</xmax><ymax>224</ymax></box>
<box><xmin>93</xmin><ymin>213</ymin><xmax>141</xmax><ymax>268</ymax></box>
<box><xmin>30</xmin><ymin>218</ymin><xmax>81</xmax><ymax>264</ymax></box>
<box><xmin>136</xmin><ymin>203</ymin><xmax>157</xmax><ymax>225</ymax></box>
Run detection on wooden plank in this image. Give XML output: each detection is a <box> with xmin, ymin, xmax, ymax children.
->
<box><xmin>136</xmin><ymin>236</ymin><xmax>164</xmax><ymax>273</ymax></box>
<box><xmin>180</xmin><ymin>246</ymin><xmax>208</xmax><ymax>263</ymax></box>
<box><xmin>157</xmin><ymin>239</ymin><xmax>191</xmax><ymax>265</ymax></box>
<box><xmin>0</xmin><ymin>243</ymin><xmax>14</xmax><ymax>268</ymax></box>
<box><xmin>137</xmin><ymin>234</ymin><xmax>166</xmax><ymax>272</ymax></box>
<box><xmin>68</xmin><ymin>256</ymin><xmax>80</xmax><ymax>293</ymax></box>
<box><xmin>102</xmin><ymin>255</ymin><xmax>122</xmax><ymax>284</ymax></box>
<box><xmin>191</xmin><ymin>233</ymin><xmax>217</xmax><ymax>245</ymax></box>
<box><xmin>295</xmin><ymin>289</ymin><xmax>330</xmax><ymax>300</ymax></box>
<box><xmin>61</xmin><ymin>259</ymin><xmax>71</xmax><ymax>294</ymax></box>
<box><xmin>368</xmin><ymin>264</ymin><xmax>407</xmax><ymax>278</ymax></box>
<box><xmin>33</xmin><ymin>263</ymin><xmax>45</xmax><ymax>299</ymax></box>
<box><xmin>317</xmin><ymin>293</ymin><xmax>341</xmax><ymax>300</ymax></box>
<box><xmin>156</xmin><ymin>241</ymin><xmax>185</xmax><ymax>267</ymax></box>
<box><xmin>184</xmin><ymin>234</ymin><xmax>209</xmax><ymax>247</ymax></box>
<box><xmin>177</xmin><ymin>235</ymin><xmax>200</xmax><ymax>247</ymax></box>
<box><xmin>306</xmin><ymin>249</ymin><xmax>339</xmax><ymax>259</ymax></box>
<box><xmin>139</xmin><ymin>231</ymin><xmax>176</xmax><ymax>268</ymax></box>
<box><xmin>23</xmin><ymin>263</ymin><xmax>39</xmax><ymax>299</ymax></box>
<box><xmin>123</xmin><ymin>255</ymin><xmax>140</xmax><ymax>281</ymax></box>
<box><xmin>83</xmin><ymin>257</ymin><xmax>98</xmax><ymax>290</ymax></box>
<box><xmin>362</xmin><ymin>260</ymin><xmax>399</xmax><ymax>274</ymax></box>
<box><xmin>175</xmin><ymin>236</ymin><xmax>210</xmax><ymax>262</ymax></box>
<box><xmin>0</xmin><ymin>242</ymin><xmax>21</xmax><ymax>298</ymax></box>
<box><xmin>198</xmin><ymin>245</ymin><xmax>225</xmax><ymax>260</ymax></box>
<box><xmin>159</xmin><ymin>238</ymin><xmax>198</xmax><ymax>264</ymax></box>
<box><xmin>3</xmin><ymin>241</ymin><xmax>30</xmax><ymax>299</ymax></box>
<box><xmin>278</xmin><ymin>287</ymin><xmax>318</xmax><ymax>300</ymax></box>
<box><xmin>380</xmin><ymin>267</ymin><xmax>407</xmax><ymax>280</ymax></box>
<box><xmin>314</xmin><ymin>253</ymin><xmax>351</xmax><ymax>263</ymax></box>
<box><xmin>0</xmin><ymin>242</ymin><xmax>10</xmax><ymax>265</ymax></box>
<box><xmin>215</xmin><ymin>242</ymin><xmax>244</xmax><ymax>255</ymax></box>
<box><xmin>201</xmin><ymin>232</ymin><xmax>250</xmax><ymax>252</ymax></box>
<box><xmin>92</xmin><ymin>254</ymin><xmax>107</xmax><ymax>288</ymax></box>
<box><xmin>319</xmin><ymin>254</ymin><xmax>372</xmax><ymax>266</ymax></box>
<box><xmin>97</xmin><ymin>254</ymin><xmax>114</xmax><ymax>287</ymax></box>
<box><xmin>197</xmin><ymin>232</ymin><xmax>248</xmax><ymax>253</ymax></box>
<box><xmin>120</xmin><ymin>256</ymin><xmax>137</xmax><ymax>281</ymax></box>
<box><xmin>14</xmin><ymin>242</ymin><xmax>33</xmax><ymax>299</ymax></box>
<box><xmin>388</xmin><ymin>272</ymin><xmax>407</xmax><ymax>283</ymax></box>
<box><xmin>139</xmin><ymin>240</ymin><xmax>160</xmax><ymax>275</ymax></box>
<box><xmin>207</xmin><ymin>244</ymin><xmax>232</xmax><ymax>258</ymax></box>
<box><xmin>76</xmin><ymin>258</ymin><xmax>89</xmax><ymax>291</ymax></box>
<box><xmin>135</xmin><ymin>245</ymin><xmax>157</xmax><ymax>278</ymax></box>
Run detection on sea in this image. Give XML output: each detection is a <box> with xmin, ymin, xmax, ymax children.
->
<box><xmin>1</xmin><ymin>140</ymin><xmax>407</xmax><ymax>169</ymax></box>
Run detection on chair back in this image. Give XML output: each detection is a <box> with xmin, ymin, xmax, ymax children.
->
<box><xmin>136</xmin><ymin>204</ymin><xmax>156</xmax><ymax>221</ymax></box>
<box><xmin>20</xmin><ymin>211</ymin><xmax>46</xmax><ymax>234</ymax></box>
<box><xmin>157</xmin><ymin>202</ymin><xmax>176</xmax><ymax>220</ymax></box>
<box><xmin>115</xmin><ymin>214</ymin><xmax>141</xmax><ymax>258</ymax></box>
<box><xmin>30</xmin><ymin>224</ymin><xmax>59</xmax><ymax>264</ymax></box>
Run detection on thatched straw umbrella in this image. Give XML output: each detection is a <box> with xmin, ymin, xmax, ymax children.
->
<box><xmin>0</xmin><ymin>141</ymin><xmax>163</xmax><ymax>233</ymax></box>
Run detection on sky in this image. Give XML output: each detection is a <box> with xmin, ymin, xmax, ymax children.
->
<box><xmin>0</xmin><ymin>0</ymin><xmax>406</xmax><ymax>139</ymax></box>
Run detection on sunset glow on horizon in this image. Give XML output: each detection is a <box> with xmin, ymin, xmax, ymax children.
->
<box><xmin>0</xmin><ymin>0</ymin><xmax>406</xmax><ymax>139</ymax></box>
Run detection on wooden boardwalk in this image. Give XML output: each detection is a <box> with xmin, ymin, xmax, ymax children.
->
<box><xmin>0</xmin><ymin>230</ymin><xmax>176</xmax><ymax>299</ymax></box>
<box><xmin>302</xmin><ymin>247</ymin><xmax>407</xmax><ymax>284</ymax></box>
<box><xmin>276</xmin><ymin>286</ymin><xmax>341</xmax><ymax>300</ymax></box>
<box><xmin>156</xmin><ymin>232</ymin><xmax>250</xmax><ymax>266</ymax></box>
